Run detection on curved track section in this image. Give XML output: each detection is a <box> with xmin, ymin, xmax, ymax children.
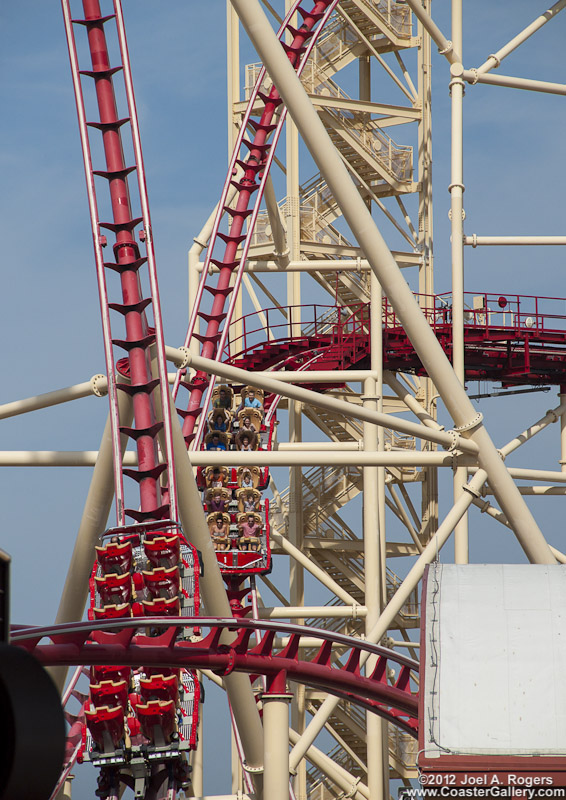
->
<box><xmin>226</xmin><ymin>299</ymin><xmax>566</xmax><ymax>387</ymax></box>
<box><xmin>13</xmin><ymin>619</ymin><xmax>418</xmax><ymax>736</ymax></box>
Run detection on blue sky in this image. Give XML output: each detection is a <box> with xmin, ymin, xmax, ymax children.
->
<box><xmin>0</xmin><ymin>1</ymin><xmax>564</xmax><ymax>796</ymax></box>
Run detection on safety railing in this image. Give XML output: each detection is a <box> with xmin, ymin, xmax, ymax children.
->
<box><xmin>249</xmin><ymin>195</ymin><xmax>351</xmax><ymax>250</ymax></box>
<box><xmin>384</xmin><ymin>292</ymin><xmax>566</xmax><ymax>337</ymax></box>
<box><xmin>322</xmin><ymin>104</ymin><xmax>413</xmax><ymax>183</ymax></box>
<box><xmin>227</xmin><ymin>293</ymin><xmax>566</xmax><ymax>364</ymax></box>
<box><xmin>225</xmin><ymin>303</ymin><xmax>345</xmax><ymax>360</ymax></box>
<box><xmin>351</xmin><ymin>0</ymin><xmax>412</xmax><ymax>37</ymax></box>
<box><xmin>314</xmin><ymin>0</ymin><xmax>413</xmax><ymax>71</ymax></box>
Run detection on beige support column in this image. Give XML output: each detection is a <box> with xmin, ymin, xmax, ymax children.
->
<box><xmin>226</xmin><ymin>1</ymin><xmax>240</xmax><ymax>157</ymax></box>
<box><xmin>363</xmin><ymin>377</ymin><xmax>387</xmax><ymax>799</ymax></box>
<box><xmin>190</xmin><ymin>678</ymin><xmax>204</xmax><ymax>796</ymax></box>
<box><xmin>417</xmin><ymin>0</ymin><xmax>439</xmax><ymax>545</ymax></box>
<box><xmin>48</xmin><ymin>385</ymin><xmax>133</xmax><ymax>691</ymax></box>
<box><xmin>560</xmin><ymin>387</ymin><xmax>566</xmax><ymax>473</ymax></box>
<box><xmin>284</xmin><ymin>4</ymin><xmax>306</xmax><ymax>792</ymax></box>
<box><xmin>449</xmin><ymin>0</ymin><xmax>468</xmax><ymax>565</ymax></box>
<box><xmin>262</xmin><ymin>679</ymin><xmax>292</xmax><ymax>800</ymax></box>
<box><xmin>364</xmin><ymin>274</ymin><xmax>388</xmax><ymax>799</ymax></box>
<box><xmin>231</xmin><ymin>726</ymin><xmax>242</xmax><ymax>794</ymax></box>
<box><xmin>188</xmin><ymin>246</ymin><xmax>201</xmax><ymax>361</ymax></box>
<box><xmin>288</xmin><ymin>398</ymin><xmax>306</xmax><ymax>800</ymax></box>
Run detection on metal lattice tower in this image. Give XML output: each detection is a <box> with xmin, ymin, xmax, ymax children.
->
<box><xmin>2</xmin><ymin>1</ymin><xmax>566</xmax><ymax>798</ymax></box>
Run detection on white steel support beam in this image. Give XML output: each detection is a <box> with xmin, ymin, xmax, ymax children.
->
<box><xmin>465</xmin><ymin>235</ymin><xmax>566</xmax><ymax>246</ymax></box>
<box><xmin>364</xmin><ymin>272</ymin><xmax>387</xmax><ymax>800</ymax></box>
<box><xmin>499</xmin><ymin>401</ymin><xmax>566</xmax><ymax>460</ymax></box>
<box><xmin>173</xmin><ymin>350</ymin><xmax>481</xmax><ymax>455</ymax></box>
<box><xmin>229</xmin><ymin>0</ymin><xmax>556</xmax><ymax>565</ymax></box>
<box><xmin>262</xmin><ymin>682</ymin><xmax>292</xmax><ymax>800</ymax></box>
<box><xmin>475</xmin><ymin>0</ymin><xmax>566</xmax><ymax>75</ymax></box>
<box><xmin>0</xmin><ymin>450</ymin><xmax>473</xmax><ymax>468</ymax></box>
<box><xmin>257</xmin><ymin>605</ymin><xmax>367</xmax><ymax>619</ymax></box>
<box><xmin>0</xmin><ymin>375</ymin><xmax>107</xmax><ymax>420</ymax></box>
<box><xmin>403</xmin><ymin>0</ymin><xmax>460</xmax><ymax>64</ymax></box>
<box><xmin>450</xmin><ymin>0</ymin><xmax>468</xmax><ymax>564</ymax></box>
<box><xmin>461</xmin><ymin>68</ymin><xmax>566</xmax><ymax>95</ymax></box>
<box><xmin>48</xmin><ymin>386</ymin><xmax>133</xmax><ymax>692</ymax></box>
<box><xmin>200</xmin><ymin>256</ymin><xmax>423</xmax><ymax>272</ymax></box>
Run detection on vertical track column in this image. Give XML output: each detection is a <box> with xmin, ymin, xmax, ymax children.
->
<box><xmin>364</xmin><ymin>273</ymin><xmax>388</xmax><ymax>800</ymax></box>
<box><xmin>285</xmin><ymin>4</ymin><xmax>306</xmax><ymax>796</ymax></box>
<box><xmin>262</xmin><ymin>673</ymin><xmax>292</xmax><ymax>800</ymax></box>
<box><xmin>288</xmin><ymin>400</ymin><xmax>306</xmax><ymax>800</ymax></box>
<box><xmin>417</xmin><ymin>0</ymin><xmax>439</xmax><ymax>544</ymax></box>
<box><xmin>449</xmin><ymin>0</ymin><xmax>468</xmax><ymax>564</ymax></box>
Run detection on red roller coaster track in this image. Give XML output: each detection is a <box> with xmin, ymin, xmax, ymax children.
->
<box><xmin>12</xmin><ymin>618</ymin><xmax>418</xmax><ymax>736</ymax></box>
<box><xmin>225</xmin><ymin>296</ymin><xmax>566</xmax><ymax>387</ymax></box>
<box><xmin>32</xmin><ymin>0</ymin><xmax>564</xmax><ymax>795</ymax></box>
<box><xmin>173</xmin><ymin>0</ymin><xmax>340</xmax><ymax>448</ymax></box>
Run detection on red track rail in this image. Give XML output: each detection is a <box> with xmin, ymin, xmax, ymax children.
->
<box><xmin>62</xmin><ymin>5</ymin><xmax>200</xmax><ymax>793</ymax></box>
<box><xmin>13</xmin><ymin>619</ymin><xmax>418</xmax><ymax>736</ymax></box>
<box><xmin>174</xmin><ymin>0</ymin><xmax>339</xmax><ymax>448</ymax></box>
<box><xmin>62</xmin><ymin>0</ymin><xmax>178</xmax><ymax>525</ymax></box>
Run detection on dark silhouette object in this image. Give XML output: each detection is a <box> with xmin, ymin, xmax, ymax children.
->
<box><xmin>0</xmin><ymin>551</ymin><xmax>65</xmax><ymax>800</ymax></box>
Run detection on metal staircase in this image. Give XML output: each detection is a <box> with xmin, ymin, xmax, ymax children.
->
<box><xmin>307</xmin><ymin>0</ymin><xmax>416</xmax><ymax>81</ymax></box>
<box><xmin>305</xmin><ymin>697</ymin><xmax>418</xmax><ymax>791</ymax></box>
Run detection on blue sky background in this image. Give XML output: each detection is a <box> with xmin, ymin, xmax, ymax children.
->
<box><xmin>0</xmin><ymin>1</ymin><xmax>564</xmax><ymax>796</ymax></box>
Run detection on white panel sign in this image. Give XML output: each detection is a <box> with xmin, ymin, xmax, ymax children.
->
<box><xmin>423</xmin><ymin>564</ymin><xmax>566</xmax><ymax>757</ymax></box>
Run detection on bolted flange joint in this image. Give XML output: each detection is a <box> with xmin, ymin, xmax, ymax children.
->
<box><xmin>338</xmin><ymin>776</ymin><xmax>361</xmax><ymax>799</ymax></box>
<box><xmin>174</xmin><ymin>346</ymin><xmax>191</xmax><ymax>370</ymax></box>
<box><xmin>442</xmin><ymin>429</ymin><xmax>461</xmax><ymax>452</ymax></box>
<box><xmin>462</xmin><ymin>483</ymin><xmax>482</xmax><ymax>500</ymax></box>
<box><xmin>90</xmin><ymin>374</ymin><xmax>108</xmax><ymax>397</ymax></box>
<box><xmin>438</xmin><ymin>40</ymin><xmax>453</xmax><ymax>56</ymax></box>
<box><xmin>454</xmin><ymin>411</ymin><xmax>483</xmax><ymax>434</ymax></box>
<box><xmin>242</xmin><ymin>761</ymin><xmax>264</xmax><ymax>775</ymax></box>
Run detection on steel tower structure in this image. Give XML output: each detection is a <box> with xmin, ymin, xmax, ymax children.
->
<box><xmin>2</xmin><ymin>1</ymin><xmax>566</xmax><ymax>799</ymax></box>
